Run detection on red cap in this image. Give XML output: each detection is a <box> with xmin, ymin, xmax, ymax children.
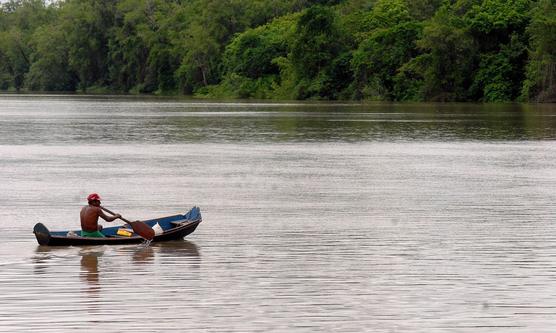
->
<box><xmin>87</xmin><ymin>193</ymin><xmax>102</xmax><ymax>202</ymax></box>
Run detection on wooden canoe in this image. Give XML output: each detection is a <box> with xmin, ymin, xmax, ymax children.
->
<box><xmin>33</xmin><ymin>206</ymin><xmax>201</xmax><ymax>246</ymax></box>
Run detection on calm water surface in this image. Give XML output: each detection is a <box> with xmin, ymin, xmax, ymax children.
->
<box><xmin>1</xmin><ymin>95</ymin><xmax>556</xmax><ymax>332</ymax></box>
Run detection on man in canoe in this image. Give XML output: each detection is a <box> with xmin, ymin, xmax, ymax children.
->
<box><xmin>80</xmin><ymin>193</ymin><xmax>121</xmax><ymax>237</ymax></box>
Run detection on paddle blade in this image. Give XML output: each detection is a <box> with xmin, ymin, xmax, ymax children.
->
<box><xmin>128</xmin><ymin>221</ymin><xmax>155</xmax><ymax>240</ymax></box>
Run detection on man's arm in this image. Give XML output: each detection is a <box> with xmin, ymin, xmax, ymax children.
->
<box><xmin>98</xmin><ymin>208</ymin><xmax>121</xmax><ymax>222</ymax></box>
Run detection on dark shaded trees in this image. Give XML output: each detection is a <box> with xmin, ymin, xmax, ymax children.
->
<box><xmin>0</xmin><ymin>0</ymin><xmax>554</xmax><ymax>103</ymax></box>
<box><xmin>522</xmin><ymin>0</ymin><xmax>556</xmax><ymax>102</ymax></box>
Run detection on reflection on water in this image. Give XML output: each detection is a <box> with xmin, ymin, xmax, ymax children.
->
<box><xmin>79</xmin><ymin>249</ymin><xmax>103</xmax><ymax>295</ymax></box>
<box><xmin>27</xmin><ymin>241</ymin><xmax>202</xmax><ymax>328</ymax></box>
<box><xmin>2</xmin><ymin>96</ymin><xmax>556</xmax><ymax>332</ymax></box>
<box><xmin>152</xmin><ymin>240</ymin><xmax>200</xmax><ymax>257</ymax></box>
<box><xmin>1</xmin><ymin>96</ymin><xmax>556</xmax><ymax>144</ymax></box>
<box><xmin>130</xmin><ymin>245</ymin><xmax>155</xmax><ymax>264</ymax></box>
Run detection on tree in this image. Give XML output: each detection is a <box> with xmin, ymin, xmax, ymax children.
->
<box><xmin>407</xmin><ymin>0</ymin><xmax>444</xmax><ymax>20</ymax></box>
<box><xmin>0</xmin><ymin>28</ymin><xmax>30</xmax><ymax>91</ymax></box>
<box><xmin>26</xmin><ymin>24</ymin><xmax>76</xmax><ymax>91</ymax></box>
<box><xmin>470</xmin><ymin>33</ymin><xmax>527</xmax><ymax>101</ymax></box>
<box><xmin>0</xmin><ymin>0</ymin><xmax>54</xmax><ymax>91</ymax></box>
<box><xmin>107</xmin><ymin>0</ymin><xmax>151</xmax><ymax>92</ymax></box>
<box><xmin>57</xmin><ymin>0</ymin><xmax>117</xmax><ymax>92</ymax></box>
<box><xmin>288</xmin><ymin>5</ymin><xmax>350</xmax><ymax>99</ymax></box>
<box><xmin>108</xmin><ymin>0</ymin><xmax>183</xmax><ymax>93</ymax></box>
<box><xmin>176</xmin><ymin>22</ymin><xmax>220</xmax><ymax>93</ymax></box>
<box><xmin>522</xmin><ymin>0</ymin><xmax>556</xmax><ymax>102</ymax></box>
<box><xmin>414</xmin><ymin>6</ymin><xmax>477</xmax><ymax>101</ymax></box>
<box><xmin>464</xmin><ymin>0</ymin><xmax>530</xmax><ymax>52</ymax></box>
<box><xmin>175</xmin><ymin>0</ymin><xmax>251</xmax><ymax>93</ymax></box>
<box><xmin>206</xmin><ymin>14</ymin><xmax>295</xmax><ymax>98</ymax></box>
<box><xmin>350</xmin><ymin>0</ymin><xmax>422</xmax><ymax>100</ymax></box>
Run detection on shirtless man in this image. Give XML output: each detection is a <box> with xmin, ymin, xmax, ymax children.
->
<box><xmin>80</xmin><ymin>193</ymin><xmax>121</xmax><ymax>237</ymax></box>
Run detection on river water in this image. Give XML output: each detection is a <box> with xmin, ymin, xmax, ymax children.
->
<box><xmin>1</xmin><ymin>95</ymin><xmax>556</xmax><ymax>332</ymax></box>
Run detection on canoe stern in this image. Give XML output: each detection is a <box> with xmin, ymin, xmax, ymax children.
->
<box><xmin>33</xmin><ymin>223</ymin><xmax>51</xmax><ymax>246</ymax></box>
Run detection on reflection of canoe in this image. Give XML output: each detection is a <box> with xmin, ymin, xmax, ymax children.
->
<box><xmin>153</xmin><ymin>240</ymin><xmax>200</xmax><ymax>257</ymax></box>
<box><xmin>33</xmin><ymin>207</ymin><xmax>202</xmax><ymax>246</ymax></box>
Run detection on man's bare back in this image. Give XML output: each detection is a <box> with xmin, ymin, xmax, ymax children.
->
<box><xmin>80</xmin><ymin>205</ymin><xmax>104</xmax><ymax>232</ymax></box>
<box><xmin>80</xmin><ymin>193</ymin><xmax>121</xmax><ymax>232</ymax></box>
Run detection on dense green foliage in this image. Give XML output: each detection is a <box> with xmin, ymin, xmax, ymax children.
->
<box><xmin>0</xmin><ymin>0</ymin><xmax>555</xmax><ymax>102</ymax></box>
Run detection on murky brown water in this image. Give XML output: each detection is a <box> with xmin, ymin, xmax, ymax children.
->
<box><xmin>1</xmin><ymin>95</ymin><xmax>556</xmax><ymax>332</ymax></box>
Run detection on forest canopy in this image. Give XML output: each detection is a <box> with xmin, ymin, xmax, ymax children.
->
<box><xmin>0</xmin><ymin>0</ymin><xmax>555</xmax><ymax>102</ymax></box>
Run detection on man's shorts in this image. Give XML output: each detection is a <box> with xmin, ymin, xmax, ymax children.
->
<box><xmin>81</xmin><ymin>230</ymin><xmax>106</xmax><ymax>238</ymax></box>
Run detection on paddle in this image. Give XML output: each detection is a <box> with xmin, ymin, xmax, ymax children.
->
<box><xmin>100</xmin><ymin>206</ymin><xmax>155</xmax><ymax>240</ymax></box>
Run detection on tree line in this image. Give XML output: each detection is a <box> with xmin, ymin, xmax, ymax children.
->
<box><xmin>0</xmin><ymin>0</ymin><xmax>555</xmax><ymax>102</ymax></box>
